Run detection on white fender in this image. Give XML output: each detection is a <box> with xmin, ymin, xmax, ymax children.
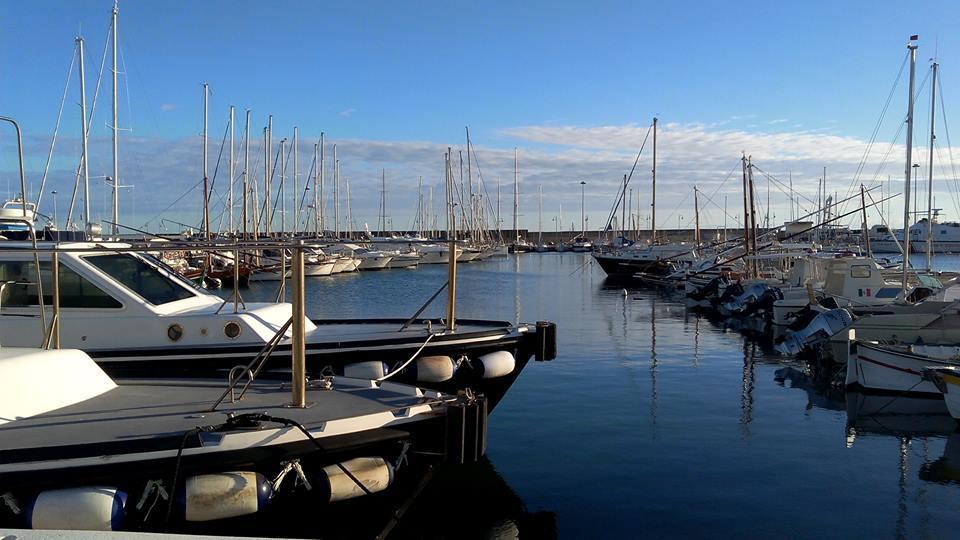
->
<box><xmin>477</xmin><ymin>351</ymin><xmax>515</xmax><ymax>379</ymax></box>
<box><xmin>182</xmin><ymin>471</ymin><xmax>272</xmax><ymax>522</ymax></box>
<box><xmin>344</xmin><ymin>361</ymin><xmax>388</xmax><ymax>380</ymax></box>
<box><xmin>28</xmin><ymin>486</ymin><xmax>127</xmax><ymax>531</ymax></box>
<box><xmin>322</xmin><ymin>457</ymin><xmax>393</xmax><ymax>502</ymax></box>
<box><xmin>413</xmin><ymin>355</ymin><xmax>457</xmax><ymax>382</ymax></box>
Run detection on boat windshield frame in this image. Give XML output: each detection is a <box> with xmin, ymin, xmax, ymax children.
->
<box><xmin>81</xmin><ymin>252</ymin><xmax>207</xmax><ymax>306</ymax></box>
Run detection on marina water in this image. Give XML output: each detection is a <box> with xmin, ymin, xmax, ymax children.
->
<box><xmin>227</xmin><ymin>252</ymin><xmax>960</xmax><ymax>538</ymax></box>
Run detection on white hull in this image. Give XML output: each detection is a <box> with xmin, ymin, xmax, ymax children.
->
<box><xmin>358</xmin><ymin>256</ymin><xmax>393</xmax><ymax>270</ymax></box>
<box><xmin>848</xmin><ymin>341</ymin><xmax>960</xmax><ymax>394</ymax></box>
<box><xmin>387</xmin><ymin>255</ymin><xmax>419</xmax><ymax>268</ymax></box>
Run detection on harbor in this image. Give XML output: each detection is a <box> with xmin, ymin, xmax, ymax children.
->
<box><xmin>5</xmin><ymin>1</ymin><xmax>960</xmax><ymax>538</ymax></box>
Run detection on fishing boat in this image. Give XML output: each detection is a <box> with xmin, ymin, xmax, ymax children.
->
<box><xmin>0</xmin><ymin>345</ymin><xmax>483</xmax><ymax>532</ymax></box>
<box><xmin>846</xmin><ymin>338</ymin><xmax>960</xmax><ymax>394</ymax></box>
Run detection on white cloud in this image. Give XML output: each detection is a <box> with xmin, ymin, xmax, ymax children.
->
<box><xmin>160</xmin><ymin>103</ymin><xmax>176</xmax><ymax>112</ymax></box>
<box><xmin>5</xmin><ymin>121</ymin><xmax>955</xmax><ymax>235</ymax></box>
<box><xmin>339</xmin><ymin>108</ymin><xmax>356</xmax><ymax>118</ymax></box>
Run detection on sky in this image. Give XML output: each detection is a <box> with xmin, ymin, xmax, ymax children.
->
<box><xmin>1</xmin><ymin>0</ymin><xmax>959</xmax><ymax>235</ymax></box>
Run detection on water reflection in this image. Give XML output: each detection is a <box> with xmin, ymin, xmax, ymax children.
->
<box><xmin>188</xmin><ymin>457</ymin><xmax>556</xmax><ymax>539</ymax></box>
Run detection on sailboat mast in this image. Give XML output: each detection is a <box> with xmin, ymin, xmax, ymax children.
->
<box><xmin>319</xmin><ymin>133</ymin><xmax>324</xmax><ymax>235</ymax></box>
<box><xmin>110</xmin><ymin>2</ymin><xmax>119</xmax><ymax>236</ymax></box>
<box><xmin>466</xmin><ymin>127</ymin><xmax>474</xmax><ymax>242</ymax></box>
<box><xmin>651</xmin><ymin>117</ymin><xmax>657</xmax><ymax>244</ymax></box>
<box><xmin>313</xmin><ymin>142</ymin><xmax>319</xmax><ymax>236</ymax></box>
<box><xmin>693</xmin><ymin>185</ymin><xmax>701</xmax><ymax>245</ymax></box>
<box><xmin>513</xmin><ymin>148</ymin><xmax>519</xmax><ymax>243</ymax></box>
<box><xmin>333</xmin><ymin>146</ymin><xmax>339</xmax><ymax>239</ymax></box>
<box><xmin>243</xmin><ymin>109</ymin><xmax>250</xmax><ymax>239</ymax></box>
<box><xmin>77</xmin><ymin>36</ymin><xmax>91</xmax><ymax>232</ymax></box>
<box><xmin>293</xmin><ymin>127</ymin><xmax>299</xmax><ymax>235</ymax></box>
<box><xmin>902</xmin><ymin>36</ymin><xmax>918</xmax><ymax>293</ymax></box>
<box><xmin>202</xmin><ymin>83</ymin><xmax>209</xmax><ymax>241</ymax></box>
<box><xmin>741</xmin><ymin>153</ymin><xmax>751</xmax><ymax>277</ymax></box>
<box><xmin>381</xmin><ymin>168</ymin><xmax>386</xmax><ymax>236</ymax></box>
<box><xmin>926</xmin><ymin>60</ymin><xmax>938</xmax><ymax>270</ymax></box>
<box><xmin>279</xmin><ymin>137</ymin><xmax>286</xmax><ymax>236</ymax></box>
<box><xmin>538</xmin><ymin>184</ymin><xmax>542</xmax><ymax>244</ymax></box>
<box><xmin>229</xmin><ymin>105</ymin><xmax>235</xmax><ymax>234</ymax></box>
<box><xmin>861</xmin><ymin>184</ymin><xmax>872</xmax><ymax>257</ymax></box>
<box><xmin>265</xmin><ymin>115</ymin><xmax>273</xmax><ymax>237</ymax></box>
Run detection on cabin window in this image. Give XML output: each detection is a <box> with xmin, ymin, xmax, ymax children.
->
<box><xmin>850</xmin><ymin>265</ymin><xmax>871</xmax><ymax>278</ymax></box>
<box><xmin>0</xmin><ymin>260</ymin><xmax>122</xmax><ymax>309</ymax></box>
<box><xmin>876</xmin><ymin>227</ymin><xmax>889</xmax><ymax>233</ymax></box>
<box><xmin>874</xmin><ymin>288</ymin><xmax>900</xmax><ymax>299</ymax></box>
<box><xmin>85</xmin><ymin>254</ymin><xmax>195</xmax><ymax>305</ymax></box>
<box><xmin>942</xmin><ymin>230</ymin><xmax>947</xmax><ymax>235</ymax></box>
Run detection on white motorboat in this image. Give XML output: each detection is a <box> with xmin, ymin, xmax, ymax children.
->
<box><xmin>418</xmin><ymin>244</ymin><xmax>460</xmax><ymax>264</ymax></box>
<box><xmin>386</xmin><ymin>250</ymin><xmax>420</xmax><ymax>268</ymax></box>
<box><xmin>0</xmin><ymin>242</ymin><xmax>554</xmax><ymax>409</ymax></box>
<box><xmin>0</xmin><ymin>345</ymin><xmax>481</xmax><ymax>532</ymax></box>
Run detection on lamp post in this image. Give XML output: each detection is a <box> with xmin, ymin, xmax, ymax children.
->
<box><xmin>579</xmin><ymin>181</ymin><xmax>586</xmax><ymax>236</ymax></box>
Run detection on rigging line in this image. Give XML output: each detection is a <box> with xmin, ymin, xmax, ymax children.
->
<box><xmin>66</xmin><ymin>24</ymin><xmax>112</xmax><ymax>227</ymax></box>
<box><xmin>603</xmin><ymin>123</ymin><xmax>653</xmax><ymax>231</ymax></box>
<box><xmin>842</xmin><ymin>67</ymin><xmax>933</xmax><ymax>216</ymax></box>
<box><xmin>850</xmin><ymin>51</ymin><xmax>908</xmax><ymax>193</ymax></box>
<box><xmin>751</xmin><ymin>164</ymin><xmax>819</xmax><ymax>207</ymax></box>
<box><xmin>201</xmin><ymin>119</ymin><xmax>230</xmax><ymax>232</ymax></box>
<box><xmin>265</xmin><ymin>142</ymin><xmax>285</xmax><ymax>225</ymax></box>
<box><xmin>939</xmin><ymin>74</ymin><xmax>960</xmax><ymax>218</ymax></box>
<box><xmin>36</xmin><ymin>43</ymin><xmax>77</xmax><ymax>217</ymax></box>
<box><xmin>142</xmin><ymin>179</ymin><xmax>203</xmax><ymax>228</ymax></box>
<box><xmin>933</xmin><ymin>143</ymin><xmax>960</xmax><ymax>218</ymax></box>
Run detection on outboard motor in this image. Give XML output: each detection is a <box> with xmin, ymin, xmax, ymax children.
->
<box><xmin>741</xmin><ymin>287</ymin><xmax>784</xmax><ymax>317</ymax></box>
<box><xmin>712</xmin><ymin>280</ymin><xmax>745</xmax><ymax>307</ymax></box>
<box><xmin>687</xmin><ymin>275</ymin><xmax>727</xmax><ymax>301</ymax></box>
<box><xmin>774</xmin><ymin>307</ymin><xmax>854</xmax><ymax>357</ymax></box>
<box><xmin>721</xmin><ymin>282</ymin><xmax>772</xmax><ymax>315</ymax></box>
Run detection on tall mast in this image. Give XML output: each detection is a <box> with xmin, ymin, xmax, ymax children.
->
<box><xmin>861</xmin><ymin>184</ymin><xmax>872</xmax><ymax>257</ymax></box>
<box><xmin>651</xmin><ymin>117</ymin><xmax>658</xmax><ymax>244</ymax></box>
<box><xmin>902</xmin><ymin>36</ymin><xmax>918</xmax><ymax>293</ymax></box>
<box><xmin>621</xmin><ymin>174</ymin><xmax>626</xmax><ymax>240</ymax></box>
<box><xmin>279</xmin><ymin>137</ymin><xmax>286</xmax><ymax>236</ymax></box>
<box><xmin>293</xmin><ymin>127</ymin><xmax>299</xmax><ymax>235</ymax></box>
<box><xmin>228</xmin><ymin>105</ymin><xmax>235</xmax><ymax>234</ymax></box>
<box><xmin>319</xmin><ymin>133</ymin><xmax>324</xmax><ymax>235</ymax></box>
<box><xmin>261</xmin><ymin>126</ymin><xmax>268</xmax><ymax>238</ymax></box>
<box><xmin>110</xmin><ymin>2</ymin><xmax>119</xmax><ymax>236</ymax></box>
<box><xmin>77</xmin><ymin>36</ymin><xmax>91</xmax><ymax>232</ymax></box>
<box><xmin>741</xmin><ymin>153</ymin><xmax>751</xmax><ymax>277</ymax></box>
<box><xmin>693</xmin><ymin>185</ymin><xmax>701</xmax><ymax>245</ymax></box>
<box><xmin>381</xmin><ymin>168</ymin><xmax>386</xmax><ymax>235</ymax></box>
<box><xmin>748</xmin><ymin>157</ymin><xmax>758</xmax><ymax>263</ymax></box>
<box><xmin>313</xmin><ymin>142</ymin><xmax>319</xmax><ymax>236</ymax></box>
<box><xmin>346</xmin><ymin>176</ymin><xmax>352</xmax><ymax>240</ymax></box>
<box><xmin>243</xmin><ymin>109</ymin><xmax>250</xmax><ymax>239</ymax></box>
<box><xmin>265</xmin><ymin>115</ymin><xmax>273</xmax><ymax>236</ymax></box>
<box><xmin>202</xmin><ymin>83</ymin><xmax>209</xmax><ymax>241</ymax></box>
<box><xmin>513</xmin><ymin>148</ymin><xmax>519</xmax><ymax>243</ymax></box>
<box><xmin>333</xmin><ymin>145</ymin><xmax>339</xmax><ymax>238</ymax></box>
<box><xmin>926</xmin><ymin>60</ymin><xmax>938</xmax><ymax>270</ymax></box>
<box><xmin>466</xmin><ymin>127</ymin><xmax>475</xmax><ymax>242</ymax></box>
<box><xmin>538</xmin><ymin>184</ymin><xmax>543</xmax><ymax>244</ymax></box>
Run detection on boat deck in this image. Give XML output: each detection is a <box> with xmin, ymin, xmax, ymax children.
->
<box><xmin>0</xmin><ymin>377</ymin><xmax>437</xmax><ymax>458</ymax></box>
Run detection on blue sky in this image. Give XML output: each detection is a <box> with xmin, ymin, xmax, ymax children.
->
<box><xmin>1</xmin><ymin>1</ymin><xmax>959</xmax><ymax>233</ymax></box>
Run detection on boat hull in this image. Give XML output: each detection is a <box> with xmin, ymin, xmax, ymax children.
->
<box><xmin>847</xmin><ymin>341</ymin><xmax>956</xmax><ymax>395</ymax></box>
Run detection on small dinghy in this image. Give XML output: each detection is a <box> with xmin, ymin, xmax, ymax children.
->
<box><xmin>0</xmin><ymin>346</ymin><xmax>486</xmax><ymax>532</ymax></box>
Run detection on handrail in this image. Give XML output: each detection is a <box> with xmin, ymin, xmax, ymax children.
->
<box><xmin>208</xmin><ymin>316</ymin><xmax>293</xmax><ymax>411</ymax></box>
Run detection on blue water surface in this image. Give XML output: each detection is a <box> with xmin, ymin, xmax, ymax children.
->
<box><xmin>235</xmin><ymin>252</ymin><xmax>960</xmax><ymax>539</ymax></box>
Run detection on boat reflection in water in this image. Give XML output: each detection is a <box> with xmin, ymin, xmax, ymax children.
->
<box><xmin>173</xmin><ymin>457</ymin><xmax>556</xmax><ymax>539</ymax></box>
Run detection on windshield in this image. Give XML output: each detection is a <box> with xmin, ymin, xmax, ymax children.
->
<box><xmin>85</xmin><ymin>253</ymin><xmax>197</xmax><ymax>305</ymax></box>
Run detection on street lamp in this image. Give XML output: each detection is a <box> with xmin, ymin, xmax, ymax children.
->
<box><xmin>579</xmin><ymin>181</ymin><xmax>586</xmax><ymax>236</ymax></box>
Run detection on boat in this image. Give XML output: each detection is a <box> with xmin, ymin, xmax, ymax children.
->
<box><xmin>0</xmin><ymin>345</ymin><xmax>482</xmax><ymax>532</ymax></box>
<box><xmin>386</xmin><ymin>250</ymin><xmax>420</xmax><ymax>268</ymax></box>
<box><xmin>922</xmin><ymin>366</ymin><xmax>960</xmax><ymax>422</ymax></box>
<box><xmin>846</xmin><ymin>339</ymin><xmax>960</xmax><ymax>394</ymax></box>
<box><xmin>0</xmin><ymin>241</ymin><xmax>555</xmax><ymax>409</ymax></box>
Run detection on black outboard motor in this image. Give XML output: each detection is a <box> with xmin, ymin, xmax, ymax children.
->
<box><xmin>741</xmin><ymin>287</ymin><xmax>784</xmax><ymax>317</ymax></box>
<box><xmin>687</xmin><ymin>275</ymin><xmax>727</xmax><ymax>301</ymax></box>
<box><xmin>712</xmin><ymin>280</ymin><xmax>744</xmax><ymax>307</ymax></box>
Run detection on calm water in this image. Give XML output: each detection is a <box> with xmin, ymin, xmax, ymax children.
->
<box><xmin>231</xmin><ymin>253</ymin><xmax>960</xmax><ymax>539</ymax></box>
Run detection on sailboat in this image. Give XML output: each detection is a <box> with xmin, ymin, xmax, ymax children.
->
<box><xmin>593</xmin><ymin>118</ymin><xmax>698</xmax><ymax>277</ymax></box>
